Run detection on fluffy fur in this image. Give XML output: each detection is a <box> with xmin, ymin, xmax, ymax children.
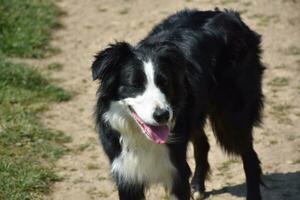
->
<box><xmin>92</xmin><ymin>9</ymin><xmax>265</xmax><ymax>200</ymax></box>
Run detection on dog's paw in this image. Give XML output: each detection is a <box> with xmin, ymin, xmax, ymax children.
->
<box><xmin>192</xmin><ymin>191</ymin><xmax>205</xmax><ymax>200</ymax></box>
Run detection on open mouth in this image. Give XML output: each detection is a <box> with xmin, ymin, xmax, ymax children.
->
<box><xmin>129</xmin><ymin>106</ymin><xmax>169</xmax><ymax>144</ymax></box>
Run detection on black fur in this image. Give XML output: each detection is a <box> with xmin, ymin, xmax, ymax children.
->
<box><xmin>92</xmin><ymin>9</ymin><xmax>264</xmax><ymax>200</ymax></box>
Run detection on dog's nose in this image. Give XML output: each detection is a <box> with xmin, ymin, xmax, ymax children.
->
<box><xmin>153</xmin><ymin>107</ymin><xmax>170</xmax><ymax>124</ymax></box>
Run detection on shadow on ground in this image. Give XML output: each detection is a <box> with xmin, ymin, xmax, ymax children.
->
<box><xmin>207</xmin><ymin>171</ymin><xmax>300</xmax><ymax>200</ymax></box>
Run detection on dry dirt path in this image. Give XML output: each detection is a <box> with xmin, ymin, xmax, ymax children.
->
<box><xmin>43</xmin><ymin>0</ymin><xmax>300</xmax><ymax>199</ymax></box>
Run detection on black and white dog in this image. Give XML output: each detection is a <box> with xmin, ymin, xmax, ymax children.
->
<box><xmin>92</xmin><ymin>9</ymin><xmax>264</xmax><ymax>200</ymax></box>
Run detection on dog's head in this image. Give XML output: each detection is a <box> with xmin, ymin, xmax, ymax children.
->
<box><xmin>92</xmin><ymin>42</ymin><xmax>186</xmax><ymax>144</ymax></box>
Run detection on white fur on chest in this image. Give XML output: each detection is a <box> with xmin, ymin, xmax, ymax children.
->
<box><xmin>111</xmin><ymin>135</ymin><xmax>175</xmax><ymax>189</ymax></box>
<box><xmin>103</xmin><ymin>101</ymin><xmax>176</xmax><ymax>190</ymax></box>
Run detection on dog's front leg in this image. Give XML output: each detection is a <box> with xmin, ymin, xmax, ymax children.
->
<box><xmin>169</xmin><ymin>161</ymin><xmax>191</xmax><ymax>200</ymax></box>
<box><xmin>117</xmin><ymin>182</ymin><xmax>145</xmax><ymax>200</ymax></box>
<box><xmin>167</xmin><ymin>132</ymin><xmax>191</xmax><ymax>200</ymax></box>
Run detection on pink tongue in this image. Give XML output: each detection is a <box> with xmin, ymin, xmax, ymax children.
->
<box><xmin>132</xmin><ymin>112</ymin><xmax>169</xmax><ymax>144</ymax></box>
<box><xmin>143</xmin><ymin>124</ymin><xmax>169</xmax><ymax>144</ymax></box>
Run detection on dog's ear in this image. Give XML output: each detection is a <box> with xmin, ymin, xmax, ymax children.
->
<box><xmin>92</xmin><ymin>42</ymin><xmax>133</xmax><ymax>80</ymax></box>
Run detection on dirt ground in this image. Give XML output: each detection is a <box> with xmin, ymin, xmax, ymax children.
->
<box><xmin>38</xmin><ymin>0</ymin><xmax>300</xmax><ymax>199</ymax></box>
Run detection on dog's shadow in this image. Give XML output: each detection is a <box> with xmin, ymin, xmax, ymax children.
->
<box><xmin>205</xmin><ymin>171</ymin><xmax>300</xmax><ymax>200</ymax></box>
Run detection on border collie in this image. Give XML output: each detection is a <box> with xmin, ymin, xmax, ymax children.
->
<box><xmin>92</xmin><ymin>9</ymin><xmax>264</xmax><ymax>200</ymax></box>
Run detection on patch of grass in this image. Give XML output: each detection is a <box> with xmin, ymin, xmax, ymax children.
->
<box><xmin>249</xmin><ymin>14</ymin><xmax>280</xmax><ymax>26</ymax></box>
<box><xmin>283</xmin><ymin>45</ymin><xmax>300</xmax><ymax>56</ymax></box>
<box><xmin>238</xmin><ymin>9</ymin><xmax>248</xmax><ymax>15</ymax></box>
<box><xmin>47</xmin><ymin>62</ymin><xmax>63</xmax><ymax>71</ymax></box>
<box><xmin>97</xmin><ymin>5</ymin><xmax>108</xmax><ymax>12</ymax></box>
<box><xmin>270</xmin><ymin>88</ymin><xmax>278</xmax><ymax>93</ymax></box>
<box><xmin>0</xmin><ymin>159</ymin><xmax>62</xmax><ymax>199</ymax></box>
<box><xmin>217</xmin><ymin>159</ymin><xmax>239</xmax><ymax>172</ymax></box>
<box><xmin>87</xmin><ymin>163</ymin><xmax>100</xmax><ymax>170</ymax></box>
<box><xmin>97</xmin><ymin>176</ymin><xmax>107</xmax><ymax>181</ymax></box>
<box><xmin>287</xmin><ymin>135</ymin><xmax>297</xmax><ymax>141</ymax></box>
<box><xmin>90</xmin><ymin>154</ymin><xmax>99</xmax><ymax>160</ymax></box>
<box><xmin>118</xmin><ymin>8</ymin><xmax>130</xmax><ymax>15</ymax></box>
<box><xmin>274</xmin><ymin>64</ymin><xmax>287</xmax><ymax>69</ymax></box>
<box><xmin>0</xmin><ymin>59</ymin><xmax>72</xmax><ymax>199</ymax></box>
<box><xmin>98</xmin><ymin>191</ymin><xmax>110</xmax><ymax>198</ymax></box>
<box><xmin>220</xmin><ymin>0</ymin><xmax>238</xmax><ymax>5</ymax></box>
<box><xmin>296</xmin><ymin>59</ymin><xmax>300</xmax><ymax>67</ymax></box>
<box><xmin>261</xmin><ymin>131</ymin><xmax>269</xmax><ymax>136</ymax></box>
<box><xmin>271</xmin><ymin>104</ymin><xmax>292</xmax><ymax>114</ymax></box>
<box><xmin>297</xmin><ymin>86</ymin><xmax>300</xmax><ymax>93</ymax></box>
<box><xmin>293</xmin><ymin>159</ymin><xmax>300</xmax><ymax>164</ymax></box>
<box><xmin>268</xmin><ymin>77</ymin><xmax>289</xmax><ymax>87</ymax></box>
<box><xmin>0</xmin><ymin>0</ymin><xmax>64</xmax><ymax>58</ymax></box>
<box><xmin>76</xmin><ymin>143</ymin><xmax>90</xmax><ymax>152</ymax></box>
<box><xmin>87</xmin><ymin>187</ymin><xmax>109</xmax><ymax>198</ymax></box>
<box><xmin>269</xmin><ymin>140</ymin><xmax>278</xmax><ymax>145</ymax></box>
<box><xmin>242</xmin><ymin>1</ymin><xmax>252</xmax><ymax>7</ymax></box>
<box><xmin>72</xmin><ymin>177</ymin><xmax>87</xmax><ymax>184</ymax></box>
<box><xmin>284</xmin><ymin>0</ymin><xmax>298</xmax><ymax>3</ymax></box>
<box><xmin>270</xmin><ymin>103</ymin><xmax>293</xmax><ymax>124</ymax></box>
<box><xmin>0</xmin><ymin>62</ymin><xmax>72</xmax><ymax>103</ymax></box>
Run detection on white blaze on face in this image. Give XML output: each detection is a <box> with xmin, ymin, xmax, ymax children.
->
<box><xmin>123</xmin><ymin>60</ymin><xmax>172</xmax><ymax>125</ymax></box>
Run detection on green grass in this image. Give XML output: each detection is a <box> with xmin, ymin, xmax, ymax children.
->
<box><xmin>0</xmin><ymin>0</ymin><xmax>72</xmax><ymax>198</ymax></box>
<box><xmin>283</xmin><ymin>45</ymin><xmax>300</xmax><ymax>56</ymax></box>
<box><xmin>118</xmin><ymin>7</ymin><xmax>130</xmax><ymax>15</ymax></box>
<box><xmin>220</xmin><ymin>0</ymin><xmax>238</xmax><ymax>5</ymax></box>
<box><xmin>249</xmin><ymin>14</ymin><xmax>280</xmax><ymax>26</ymax></box>
<box><xmin>270</xmin><ymin>103</ymin><xmax>293</xmax><ymax>124</ymax></box>
<box><xmin>217</xmin><ymin>159</ymin><xmax>239</xmax><ymax>172</ymax></box>
<box><xmin>0</xmin><ymin>59</ymin><xmax>72</xmax><ymax>199</ymax></box>
<box><xmin>268</xmin><ymin>77</ymin><xmax>289</xmax><ymax>87</ymax></box>
<box><xmin>274</xmin><ymin>64</ymin><xmax>287</xmax><ymax>69</ymax></box>
<box><xmin>0</xmin><ymin>0</ymin><xmax>64</xmax><ymax>58</ymax></box>
<box><xmin>242</xmin><ymin>1</ymin><xmax>252</xmax><ymax>7</ymax></box>
<box><xmin>0</xmin><ymin>160</ymin><xmax>61</xmax><ymax>200</ymax></box>
<box><xmin>0</xmin><ymin>63</ymin><xmax>72</xmax><ymax>104</ymax></box>
<box><xmin>47</xmin><ymin>62</ymin><xmax>63</xmax><ymax>71</ymax></box>
<box><xmin>75</xmin><ymin>143</ymin><xmax>90</xmax><ymax>152</ymax></box>
<box><xmin>97</xmin><ymin>5</ymin><xmax>108</xmax><ymax>13</ymax></box>
<box><xmin>86</xmin><ymin>163</ymin><xmax>100</xmax><ymax>170</ymax></box>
